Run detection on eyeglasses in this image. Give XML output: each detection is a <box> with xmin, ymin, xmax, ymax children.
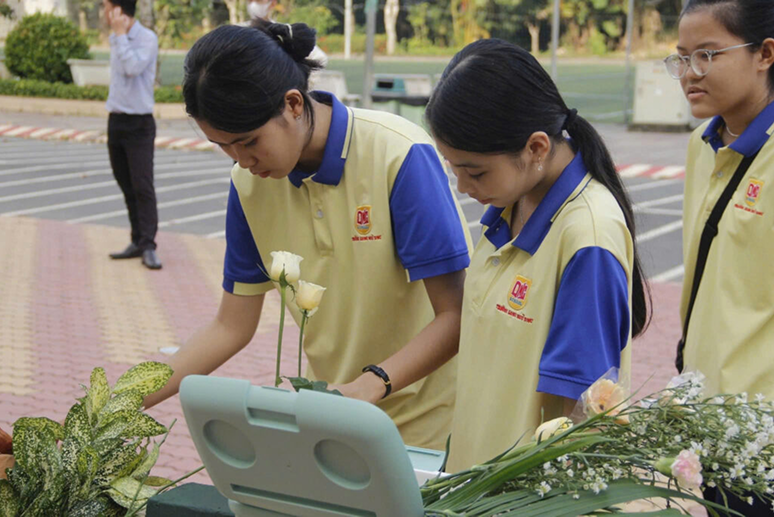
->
<box><xmin>663</xmin><ymin>43</ymin><xmax>755</xmax><ymax>79</ymax></box>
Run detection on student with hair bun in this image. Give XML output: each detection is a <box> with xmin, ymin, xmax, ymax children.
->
<box><xmin>144</xmin><ymin>22</ymin><xmax>472</xmax><ymax>451</ymax></box>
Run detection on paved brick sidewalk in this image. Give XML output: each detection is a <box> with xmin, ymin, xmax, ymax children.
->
<box><xmin>0</xmin><ymin>215</ymin><xmax>696</xmax><ymax>511</ymax></box>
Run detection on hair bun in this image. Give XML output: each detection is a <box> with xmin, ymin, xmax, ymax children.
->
<box><xmin>265</xmin><ymin>22</ymin><xmax>317</xmax><ymax>63</ymax></box>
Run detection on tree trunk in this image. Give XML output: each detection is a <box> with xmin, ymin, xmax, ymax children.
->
<box><xmin>344</xmin><ymin>0</ymin><xmax>353</xmax><ymax>59</ymax></box>
<box><xmin>137</xmin><ymin>0</ymin><xmax>153</xmax><ymax>30</ymax></box>
<box><xmin>527</xmin><ymin>20</ymin><xmax>540</xmax><ymax>55</ymax></box>
<box><xmin>78</xmin><ymin>8</ymin><xmax>88</xmax><ymax>32</ymax></box>
<box><xmin>384</xmin><ymin>0</ymin><xmax>399</xmax><ymax>55</ymax></box>
<box><xmin>225</xmin><ymin>0</ymin><xmax>240</xmax><ymax>25</ymax></box>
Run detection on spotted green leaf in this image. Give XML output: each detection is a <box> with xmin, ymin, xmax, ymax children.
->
<box><xmin>13</xmin><ymin>416</ymin><xmax>63</xmax><ymax>444</ymax></box>
<box><xmin>64</xmin><ymin>402</ymin><xmax>92</xmax><ymax>444</ymax></box>
<box><xmin>0</xmin><ymin>479</ymin><xmax>19</xmax><ymax>517</ymax></box>
<box><xmin>107</xmin><ymin>476</ymin><xmax>159</xmax><ymax>510</ymax></box>
<box><xmin>112</xmin><ymin>362</ymin><xmax>173</xmax><ymax>398</ymax></box>
<box><xmin>12</xmin><ymin>419</ymin><xmax>59</xmax><ymax>472</ymax></box>
<box><xmin>87</xmin><ymin>367</ymin><xmax>111</xmax><ymax>422</ymax></box>
<box><xmin>93</xmin><ymin>437</ymin><xmax>123</xmax><ymax>457</ymax></box>
<box><xmin>143</xmin><ymin>475</ymin><xmax>173</xmax><ymax>488</ymax></box>
<box><xmin>131</xmin><ymin>442</ymin><xmax>159</xmax><ymax>481</ymax></box>
<box><xmin>94</xmin><ymin>410</ymin><xmax>134</xmax><ymax>442</ymax></box>
<box><xmin>70</xmin><ymin>444</ymin><xmax>100</xmax><ymax>501</ymax></box>
<box><xmin>126</xmin><ymin>413</ymin><xmax>167</xmax><ymax>438</ymax></box>
<box><xmin>98</xmin><ymin>390</ymin><xmax>143</xmax><ymax>423</ymax></box>
<box><xmin>68</xmin><ymin>498</ymin><xmax>110</xmax><ymax>517</ymax></box>
<box><xmin>94</xmin><ymin>441</ymin><xmax>143</xmax><ymax>487</ymax></box>
<box><xmin>61</xmin><ymin>437</ymin><xmax>80</xmax><ymax>477</ymax></box>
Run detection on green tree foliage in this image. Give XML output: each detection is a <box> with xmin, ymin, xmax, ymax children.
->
<box><xmin>154</xmin><ymin>0</ymin><xmax>212</xmax><ymax>49</ymax></box>
<box><xmin>275</xmin><ymin>0</ymin><xmax>339</xmax><ymax>36</ymax></box>
<box><xmin>4</xmin><ymin>13</ymin><xmax>90</xmax><ymax>83</ymax></box>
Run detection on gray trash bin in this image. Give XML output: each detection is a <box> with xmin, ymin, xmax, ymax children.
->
<box><xmin>370</xmin><ymin>73</ymin><xmax>433</xmax><ymax>126</ymax></box>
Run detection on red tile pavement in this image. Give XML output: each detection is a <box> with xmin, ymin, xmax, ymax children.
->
<box><xmin>0</xmin><ymin>215</ymin><xmax>686</xmax><ymax>491</ymax></box>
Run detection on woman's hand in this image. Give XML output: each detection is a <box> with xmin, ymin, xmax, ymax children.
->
<box><xmin>329</xmin><ymin>373</ymin><xmax>387</xmax><ymax>405</ymax></box>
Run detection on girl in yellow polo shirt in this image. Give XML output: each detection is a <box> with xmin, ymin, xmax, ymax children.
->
<box><xmin>425</xmin><ymin>39</ymin><xmax>650</xmax><ymax>472</ymax></box>
<box><xmin>143</xmin><ymin>22</ymin><xmax>472</xmax><ymax>451</ymax></box>
<box><xmin>667</xmin><ymin>1</ymin><xmax>774</xmax><ymax>514</ymax></box>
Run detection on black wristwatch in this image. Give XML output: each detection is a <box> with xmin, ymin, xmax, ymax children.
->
<box><xmin>362</xmin><ymin>364</ymin><xmax>392</xmax><ymax>399</ymax></box>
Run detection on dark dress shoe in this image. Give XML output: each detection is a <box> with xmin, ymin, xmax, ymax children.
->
<box><xmin>142</xmin><ymin>249</ymin><xmax>162</xmax><ymax>270</ymax></box>
<box><xmin>110</xmin><ymin>243</ymin><xmax>143</xmax><ymax>259</ymax></box>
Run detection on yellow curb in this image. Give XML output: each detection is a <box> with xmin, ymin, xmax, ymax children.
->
<box><xmin>0</xmin><ymin>217</ymin><xmax>37</xmax><ymax>395</ymax></box>
<box><xmin>0</xmin><ymin>96</ymin><xmax>188</xmax><ymax>120</ymax></box>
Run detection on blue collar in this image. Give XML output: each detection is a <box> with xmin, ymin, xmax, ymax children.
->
<box><xmin>702</xmin><ymin>100</ymin><xmax>774</xmax><ymax>156</ymax></box>
<box><xmin>287</xmin><ymin>91</ymin><xmax>352</xmax><ymax>188</ymax></box>
<box><xmin>480</xmin><ymin>151</ymin><xmax>590</xmax><ymax>254</ymax></box>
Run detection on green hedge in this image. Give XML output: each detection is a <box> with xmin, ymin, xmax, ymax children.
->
<box><xmin>0</xmin><ymin>78</ymin><xmax>184</xmax><ymax>103</ymax></box>
<box><xmin>5</xmin><ymin>13</ymin><xmax>89</xmax><ymax>83</ymax></box>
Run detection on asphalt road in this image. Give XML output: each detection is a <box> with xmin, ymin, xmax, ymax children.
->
<box><xmin>0</xmin><ymin>137</ymin><xmax>684</xmax><ymax>283</ymax></box>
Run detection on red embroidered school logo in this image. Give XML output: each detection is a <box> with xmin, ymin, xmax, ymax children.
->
<box><xmin>355</xmin><ymin>205</ymin><xmax>372</xmax><ymax>235</ymax></box>
<box><xmin>745</xmin><ymin>179</ymin><xmax>764</xmax><ymax>207</ymax></box>
<box><xmin>508</xmin><ymin>275</ymin><xmax>532</xmax><ymax>311</ymax></box>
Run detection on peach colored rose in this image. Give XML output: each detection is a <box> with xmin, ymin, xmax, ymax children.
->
<box><xmin>582</xmin><ymin>378</ymin><xmax>630</xmax><ymax>424</ymax></box>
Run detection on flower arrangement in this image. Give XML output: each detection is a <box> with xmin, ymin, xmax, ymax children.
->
<box><xmin>421</xmin><ymin>370</ymin><xmax>774</xmax><ymax>516</ymax></box>
<box><xmin>0</xmin><ymin>362</ymin><xmax>202</xmax><ymax>517</ymax></box>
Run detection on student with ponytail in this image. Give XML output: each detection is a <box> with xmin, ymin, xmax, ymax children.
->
<box><xmin>425</xmin><ymin>39</ymin><xmax>650</xmax><ymax>472</ymax></box>
<box><xmin>143</xmin><ymin>22</ymin><xmax>472</xmax><ymax>452</ymax></box>
<box><xmin>667</xmin><ymin>1</ymin><xmax>774</xmax><ymax>514</ymax></box>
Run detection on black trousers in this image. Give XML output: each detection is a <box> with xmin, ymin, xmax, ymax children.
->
<box><xmin>703</xmin><ymin>485</ymin><xmax>774</xmax><ymax>516</ymax></box>
<box><xmin>107</xmin><ymin>113</ymin><xmax>158</xmax><ymax>251</ymax></box>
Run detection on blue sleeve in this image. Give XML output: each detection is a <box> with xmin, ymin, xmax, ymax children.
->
<box><xmin>537</xmin><ymin>247</ymin><xmax>630</xmax><ymax>400</ymax></box>
<box><xmin>389</xmin><ymin>144</ymin><xmax>470</xmax><ymax>282</ymax></box>
<box><xmin>223</xmin><ymin>181</ymin><xmax>271</xmax><ymax>293</ymax></box>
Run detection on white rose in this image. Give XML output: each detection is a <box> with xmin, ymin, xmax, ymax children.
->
<box><xmin>269</xmin><ymin>251</ymin><xmax>303</xmax><ymax>284</ymax></box>
<box><xmin>296</xmin><ymin>281</ymin><xmax>326</xmax><ymax>311</ymax></box>
<box><xmin>534</xmin><ymin>417</ymin><xmax>573</xmax><ymax>442</ymax></box>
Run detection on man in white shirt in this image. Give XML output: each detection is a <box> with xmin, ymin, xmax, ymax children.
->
<box><xmin>104</xmin><ymin>0</ymin><xmax>162</xmax><ymax>270</ymax></box>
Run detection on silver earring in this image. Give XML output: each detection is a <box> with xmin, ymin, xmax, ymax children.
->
<box><xmin>538</xmin><ymin>163</ymin><xmax>543</xmax><ymax>172</ymax></box>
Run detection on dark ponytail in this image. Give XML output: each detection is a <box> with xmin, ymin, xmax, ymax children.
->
<box><xmin>426</xmin><ymin>38</ymin><xmax>651</xmax><ymax>337</ymax></box>
<box><xmin>682</xmin><ymin>0</ymin><xmax>774</xmax><ymax>93</ymax></box>
<box><xmin>183</xmin><ymin>22</ymin><xmax>323</xmax><ymax>133</ymax></box>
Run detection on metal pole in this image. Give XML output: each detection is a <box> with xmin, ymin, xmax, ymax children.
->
<box><xmin>623</xmin><ymin>0</ymin><xmax>635</xmax><ymax>125</ymax></box>
<box><xmin>362</xmin><ymin>0</ymin><xmax>377</xmax><ymax>109</ymax></box>
<box><xmin>344</xmin><ymin>0</ymin><xmax>353</xmax><ymax>60</ymax></box>
<box><xmin>550</xmin><ymin>0</ymin><xmax>560</xmax><ymax>81</ymax></box>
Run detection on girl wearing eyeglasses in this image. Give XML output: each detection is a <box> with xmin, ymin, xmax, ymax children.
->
<box><xmin>667</xmin><ymin>1</ymin><xmax>774</xmax><ymax>515</ymax></box>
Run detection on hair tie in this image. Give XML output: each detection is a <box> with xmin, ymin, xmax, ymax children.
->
<box><xmin>563</xmin><ymin>108</ymin><xmax>578</xmax><ymax>130</ymax></box>
<box><xmin>286</xmin><ymin>23</ymin><xmax>293</xmax><ymax>40</ymax></box>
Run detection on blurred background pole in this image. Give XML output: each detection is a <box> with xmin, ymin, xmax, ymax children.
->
<box><xmin>362</xmin><ymin>0</ymin><xmax>377</xmax><ymax>109</ymax></box>
<box><xmin>623</xmin><ymin>0</ymin><xmax>635</xmax><ymax>125</ymax></box>
<box><xmin>550</xmin><ymin>0</ymin><xmax>560</xmax><ymax>80</ymax></box>
<box><xmin>344</xmin><ymin>0</ymin><xmax>353</xmax><ymax>59</ymax></box>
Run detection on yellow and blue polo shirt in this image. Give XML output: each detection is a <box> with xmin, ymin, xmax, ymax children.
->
<box><xmin>222</xmin><ymin>92</ymin><xmax>472</xmax><ymax>450</ymax></box>
<box><xmin>447</xmin><ymin>152</ymin><xmax>634</xmax><ymax>471</ymax></box>
<box><xmin>681</xmin><ymin>100</ymin><xmax>774</xmax><ymax>399</ymax></box>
